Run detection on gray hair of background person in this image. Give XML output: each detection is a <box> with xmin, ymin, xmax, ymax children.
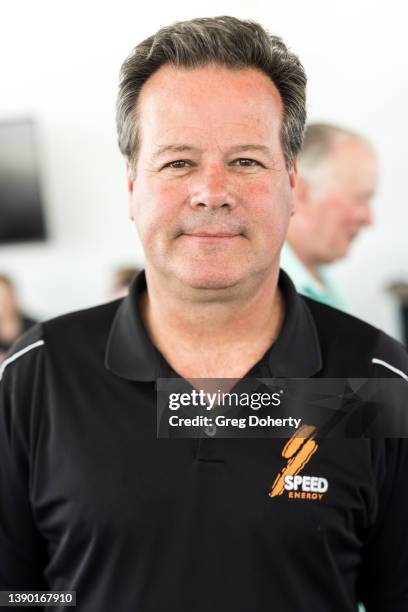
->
<box><xmin>116</xmin><ymin>15</ymin><xmax>307</xmax><ymax>174</ymax></box>
<box><xmin>298</xmin><ymin>122</ymin><xmax>372</xmax><ymax>178</ymax></box>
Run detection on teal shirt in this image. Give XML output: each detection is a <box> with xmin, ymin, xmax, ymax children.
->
<box><xmin>280</xmin><ymin>244</ymin><xmax>347</xmax><ymax>312</ymax></box>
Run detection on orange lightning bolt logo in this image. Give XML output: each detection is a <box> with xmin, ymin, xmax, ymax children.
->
<box><xmin>269</xmin><ymin>424</ymin><xmax>321</xmax><ymax>498</ymax></box>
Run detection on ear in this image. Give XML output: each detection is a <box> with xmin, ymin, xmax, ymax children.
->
<box><xmin>288</xmin><ymin>160</ymin><xmax>298</xmax><ymax>216</ymax></box>
<box><xmin>288</xmin><ymin>159</ymin><xmax>298</xmax><ymax>190</ymax></box>
<box><xmin>126</xmin><ymin>161</ymin><xmax>135</xmax><ymax>221</ymax></box>
<box><xmin>126</xmin><ymin>160</ymin><xmax>135</xmax><ymax>193</ymax></box>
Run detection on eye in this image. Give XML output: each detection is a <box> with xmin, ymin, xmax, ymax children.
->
<box><xmin>162</xmin><ymin>159</ymin><xmax>192</xmax><ymax>169</ymax></box>
<box><xmin>231</xmin><ymin>158</ymin><xmax>263</xmax><ymax>167</ymax></box>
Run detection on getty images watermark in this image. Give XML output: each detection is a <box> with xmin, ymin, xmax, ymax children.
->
<box><xmin>166</xmin><ymin>387</ymin><xmax>301</xmax><ymax>430</ymax></box>
<box><xmin>156</xmin><ymin>378</ymin><xmax>408</xmax><ymax>439</ymax></box>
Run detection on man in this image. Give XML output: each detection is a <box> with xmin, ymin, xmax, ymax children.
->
<box><xmin>1</xmin><ymin>16</ymin><xmax>407</xmax><ymax>612</ymax></box>
<box><xmin>281</xmin><ymin>123</ymin><xmax>377</xmax><ymax>310</ymax></box>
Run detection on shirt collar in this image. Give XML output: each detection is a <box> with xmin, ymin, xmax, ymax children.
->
<box><xmin>280</xmin><ymin>243</ymin><xmax>346</xmax><ymax>311</ymax></box>
<box><xmin>105</xmin><ymin>269</ymin><xmax>322</xmax><ymax>381</ymax></box>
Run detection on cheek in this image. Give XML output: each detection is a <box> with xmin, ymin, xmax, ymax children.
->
<box><xmin>331</xmin><ymin>197</ymin><xmax>355</xmax><ymax>224</ymax></box>
<box><xmin>242</xmin><ymin>185</ymin><xmax>290</xmax><ymax>254</ymax></box>
<box><xmin>132</xmin><ymin>182</ymin><xmax>185</xmax><ymax>236</ymax></box>
<box><xmin>245</xmin><ymin>177</ymin><xmax>291</xmax><ymax>216</ymax></box>
<box><xmin>315</xmin><ymin>198</ymin><xmax>346</xmax><ymax>236</ymax></box>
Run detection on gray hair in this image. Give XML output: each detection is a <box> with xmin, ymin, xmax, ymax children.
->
<box><xmin>116</xmin><ymin>15</ymin><xmax>307</xmax><ymax>172</ymax></box>
<box><xmin>298</xmin><ymin>122</ymin><xmax>371</xmax><ymax>177</ymax></box>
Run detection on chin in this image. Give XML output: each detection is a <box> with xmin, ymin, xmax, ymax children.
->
<box><xmin>176</xmin><ymin>267</ymin><xmax>245</xmax><ymax>291</ymax></box>
<box><xmin>338</xmin><ymin>244</ymin><xmax>352</xmax><ymax>259</ymax></box>
<box><xmin>323</xmin><ymin>243</ymin><xmax>350</xmax><ymax>263</ymax></box>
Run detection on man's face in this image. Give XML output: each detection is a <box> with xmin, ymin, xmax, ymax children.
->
<box><xmin>303</xmin><ymin>138</ymin><xmax>377</xmax><ymax>263</ymax></box>
<box><xmin>127</xmin><ymin>64</ymin><xmax>296</xmax><ymax>291</ymax></box>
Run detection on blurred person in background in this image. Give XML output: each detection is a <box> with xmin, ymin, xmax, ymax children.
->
<box><xmin>109</xmin><ymin>265</ymin><xmax>140</xmax><ymax>299</ymax></box>
<box><xmin>0</xmin><ymin>274</ymin><xmax>36</xmax><ymax>364</ymax></box>
<box><xmin>281</xmin><ymin>123</ymin><xmax>377</xmax><ymax>310</ymax></box>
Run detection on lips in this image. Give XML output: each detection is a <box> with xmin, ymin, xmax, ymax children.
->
<box><xmin>177</xmin><ymin>222</ymin><xmax>246</xmax><ymax>240</ymax></box>
<box><xmin>181</xmin><ymin>227</ymin><xmax>243</xmax><ymax>238</ymax></box>
<box><xmin>186</xmin><ymin>232</ymin><xmax>240</xmax><ymax>238</ymax></box>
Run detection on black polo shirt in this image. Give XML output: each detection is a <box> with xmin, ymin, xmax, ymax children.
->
<box><xmin>1</xmin><ymin>270</ymin><xmax>408</xmax><ymax>611</ymax></box>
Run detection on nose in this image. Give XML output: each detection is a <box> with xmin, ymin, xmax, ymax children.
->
<box><xmin>189</xmin><ymin>164</ymin><xmax>236</xmax><ymax>211</ymax></box>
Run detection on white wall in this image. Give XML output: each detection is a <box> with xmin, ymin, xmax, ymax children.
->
<box><xmin>1</xmin><ymin>0</ymin><xmax>407</xmax><ymax>338</ymax></box>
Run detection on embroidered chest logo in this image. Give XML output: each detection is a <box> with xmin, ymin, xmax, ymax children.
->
<box><xmin>269</xmin><ymin>424</ymin><xmax>328</xmax><ymax>501</ymax></box>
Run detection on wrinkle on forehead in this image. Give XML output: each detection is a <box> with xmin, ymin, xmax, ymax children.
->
<box><xmin>138</xmin><ymin>65</ymin><xmax>283</xmax><ymax>129</ymax></box>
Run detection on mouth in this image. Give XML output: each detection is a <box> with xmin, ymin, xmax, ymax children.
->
<box><xmin>185</xmin><ymin>232</ymin><xmax>241</xmax><ymax>238</ymax></box>
<box><xmin>180</xmin><ymin>232</ymin><xmax>243</xmax><ymax>245</ymax></box>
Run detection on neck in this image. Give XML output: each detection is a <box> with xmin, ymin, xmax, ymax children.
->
<box><xmin>140</xmin><ymin>266</ymin><xmax>285</xmax><ymax>379</ymax></box>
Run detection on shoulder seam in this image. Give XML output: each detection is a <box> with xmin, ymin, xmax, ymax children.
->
<box><xmin>0</xmin><ymin>340</ymin><xmax>45</xmax><ymax>381</ymax></box>
<box><xmin>371</xmin><ymin>357</ymin><xmax>408</xmax><ymax>381</ymax></box>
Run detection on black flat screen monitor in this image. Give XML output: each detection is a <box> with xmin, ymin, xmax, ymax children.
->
<box><xmin>0</xmin><ymin>119</ymin><xmax>47</xmax><ymax>244</ymax></box>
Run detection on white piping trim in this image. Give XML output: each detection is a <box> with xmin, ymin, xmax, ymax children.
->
<box><xmin>0</xmin><ymin>340</ymin><xmax>45</xmax><ymax>381</ymax></box>
<box><xmin>371</xmin><ymin>358</ymin><xmax>408</xmax><ymax>381</ymax></box>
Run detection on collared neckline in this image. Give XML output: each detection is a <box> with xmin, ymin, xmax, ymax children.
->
<box><xmin>280</xmin><ymin>243</ymin><xmax>347</xmax><ymax>311</ymax></box>
<box><xmin>105</xmin><ymin>269</ymin><xmax>322</xmax><ymax>381</ymax></box>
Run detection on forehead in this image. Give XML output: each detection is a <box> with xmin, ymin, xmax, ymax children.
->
<box><xmin>322</xmin><ymin>137</ymin><xmax>377</xmax><ymax>187</ymax></box>
<box><xmin>136</xmin><ymin>64</ymin><xmax>283</xmax><ymax>147</ymax></box>
<box><xmin>331</xmin><ymin>137</ymin><xmax>375</xmax><ymax>162</ymax></box>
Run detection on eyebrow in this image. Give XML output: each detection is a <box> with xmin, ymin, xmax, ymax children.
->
<box><xmin>152</xmin><ymin>145</ymin><xmax>200</xmax><ymax>160</ymax></box>
<box><xmin>228</xmin><ymin>144</ymin><xmax>272</xmax><ymax>156</ymax></box>
<box><xmin>152</xmin><ymin>143</ymin><xmax>273</xmax><ymax>160</ymax></box>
